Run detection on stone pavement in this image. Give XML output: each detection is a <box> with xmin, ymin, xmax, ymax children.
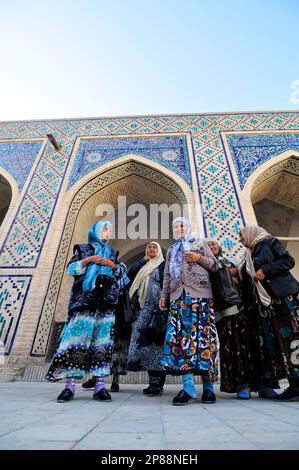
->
<box><xmin>0</xmin><ymin>382</ymin><xmax>298</xmax><ymax>450</ymax></box>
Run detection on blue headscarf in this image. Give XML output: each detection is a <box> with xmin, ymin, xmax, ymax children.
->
<box><xmin>82</xmin><ymin>220</ymin><xmax>113</xmax><ymax>293</ymax></box>
<box><xmin>169</xmin><ymin>217</ymin><xmax>194</xmax><ymax>279</ymax></box>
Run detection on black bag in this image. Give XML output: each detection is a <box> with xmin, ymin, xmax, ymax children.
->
<box><xmin>115</xmin><ymin>288</ymin><xmax>133</xmax><ymax>340</ymax></box>
<box><xmin>210</xmin><ymin>265</ymin><xmax>241</xmax><ymax>310</ymax></box>
<box><xmin>146</xmin><ymin>309</ymin><xmax>168</xmax><ymax>345</ymax></box>
<box><xmin>95</xmin><ymin>275</ymin><xmax>120</xmax><ymax>306</ymax></box>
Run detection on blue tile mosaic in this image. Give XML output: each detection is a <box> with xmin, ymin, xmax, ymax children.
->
<box><xmin>67</xmin><ymin>135</ymin><xmax>192</xmax><ymax>189</ymax></box>
<box><xmin>227</xmin><ymin>133</ymin><xmax>299</xmax><ymax>188</ymax></box>
<box><xmin>0</xmin><ymin>141</ymin><xmax>42</xmax><ymax>190</ymax></box>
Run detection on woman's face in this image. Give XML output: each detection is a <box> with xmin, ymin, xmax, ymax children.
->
<box><xmin>173</xmin><ymin>221</ymin><xmax>187</xmax><ymax>239</ymax></box>
<box><xmin>208</xmin><ymin>241</ymin><xmax>220</xmax><ymax>256</ymax></box>
<box><xmin>147</xmin><ymin>243</ymin><xmax>159</xmax><ymax>259</ymax></box>
<box><xmin>101</xmin><ymin>225</ymin><xmax>112</xmax><ymax>242</ymax></box>
<box><xmin>239</xmin><ymin>230</ymin><xmax>248</xmax><ymax>248</ymax></box>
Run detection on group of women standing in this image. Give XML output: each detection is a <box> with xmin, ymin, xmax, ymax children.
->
<box><xmin>46</xmin><ymin>217</ymin><xmax>299</xmax><ymax>405</ymax></box>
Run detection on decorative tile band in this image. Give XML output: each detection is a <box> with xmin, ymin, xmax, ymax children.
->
<box><xmin>0</xmin><ymin>275</ymin><xmax>32</xmax><ymax>355</ymax></box>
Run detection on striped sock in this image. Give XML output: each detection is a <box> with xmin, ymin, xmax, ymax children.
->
<box><xmin>65</xmin><ymin>378</ymin><xmax>76</xmax><ymax>394</ymax></box>
<box><xmin>94</xmin><ymin>377</ymin><xmax>105</xmax><ymax>394</ymax></box>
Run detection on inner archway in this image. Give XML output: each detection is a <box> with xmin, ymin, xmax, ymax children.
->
<box><xmin>42</xmin><ymin>159</ymin><xmax>193</xmax><ymax>359</ymax></box>
<box><xmin>0</xmin><ymin>174</ymin><xmax>12</xmax><ymax>227</ymax></box>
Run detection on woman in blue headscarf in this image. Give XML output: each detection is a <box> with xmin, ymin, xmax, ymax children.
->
<box><xmin>46</xmin><ymin>220</ymin><xmax>124</xmax><ymax>403</ymax></box>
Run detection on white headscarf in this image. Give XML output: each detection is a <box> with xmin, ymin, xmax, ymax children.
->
<box><xmin>129</xmin><ymin>242</ymin><xmax>164</xmax><ymax>308</ymax></box>
<box><xmin>238</xmin><ymin>225</ymin><xmax>272</xmax><ymax>306</ymax></box>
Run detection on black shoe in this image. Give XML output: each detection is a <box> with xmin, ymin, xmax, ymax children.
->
<box><xmin>273</xmin><ymin>387</ymin><xmax>299</xmax><ymax>402</ymax></box>
<box><xmin>93</xmin><ymin>388</ymin><xmax>112</xmax><ymax>402</ymax></box>
<box><xmin>173</xmin><ymin>389</ymin><xmax>195</xmax><ymax>406</ymax></box>
<box><xmin>82</xmin><ymin>377</ymin><xmax>97</xmax><ymax>389</ymax></box>
<box><xmin>110</xmin><ymin>382</ymin><xmax>120</xmax><ymax>392</ymax></box>
<box><xmin>143</xmin><ymin>385</ymin><xmax>152</xmax><ymax>395</ymax></box>
<box><xmin>143</xmin><ymin>384</ymin><xmax>163</xmax><ymax>396</ymax></box>
<box><xmin>201</xmin><ymin>390</ymin><xmax>216</xmax><ymax>404</ymax></box>
<box><xmin>57</xmin><ymin>388</ymin><xmax>74</xmax><ymax>403</ymax></box>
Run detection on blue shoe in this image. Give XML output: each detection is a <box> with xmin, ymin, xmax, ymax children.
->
<box><xmin>237</xmin><ymin>388</ymin><xmax>251</xmax><ymax>400</ymax></box>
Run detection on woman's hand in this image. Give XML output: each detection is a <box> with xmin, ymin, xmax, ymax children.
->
<box><xmin>82</xmin><ymin>255</ymin><xmax>102</xmax><ymax>267</ymax></box>
<box><xmin>100</xmin><ymin>259</ymin><xmax>116</xmax><ymax>270</ymax></box>
<box><xmin>229</xmin><ymin>267</ymin><xmax>238</xmax><ymax>277</ymax></box>
<box><xmin>82</xmin><ymin>256</ymin><xmax>116</xmax><ymax>270</ymax></box>
<box><xmin>159</xmin><ymin>297</ymin><xmax>168</xmax><ymax>311</ymax></box>
<box><xmin>183</xmin><ymin>252</ymin><xmax>201</xmax><ymax>263</ymax></box>
<box><xmin>255</xmin><ymin>268</ymin><xmax>265</xmax><ymax>282</ymax></box>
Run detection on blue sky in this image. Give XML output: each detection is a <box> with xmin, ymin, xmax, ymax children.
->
<box><xmin>1</xmin><ymin>0</ymin><xmax>298</xmax><ymax>121</ymax></box>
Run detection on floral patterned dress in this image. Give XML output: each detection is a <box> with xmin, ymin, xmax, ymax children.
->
<box><xmin>161</xmin><ymin>290</ymin><xmax>218</xmax><ymax>382</ymax></box>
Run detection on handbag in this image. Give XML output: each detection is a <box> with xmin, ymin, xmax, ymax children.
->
<box><xmin>146</xmin><ymin>309</ymin><xmax>168</xmax><ymax>345</ymax></box>
<box><xmin>95</xmin><ymin>275</ymin><xmax>120</xmax><ymax>306</ymax></box>
<box><xmin>210</xmin><ymin>265</ymin><xmax>241</xmax><ymax>310</ymax></box>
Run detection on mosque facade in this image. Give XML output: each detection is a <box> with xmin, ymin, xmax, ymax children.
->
<box><xmin>0</xmin><ymin>111</ymin><xmax>298</xmax><ymax>379</ymax></box>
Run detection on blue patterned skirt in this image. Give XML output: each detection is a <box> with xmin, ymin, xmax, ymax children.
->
<box><xmin>46</xmin><ymin>308</ymin><xmax>116</xmax><ymax>381</ymax></box>
<box><xmin>161</xmin><ymin>290</ymin><xmax>218</xmax><ymax>382</ymax></box>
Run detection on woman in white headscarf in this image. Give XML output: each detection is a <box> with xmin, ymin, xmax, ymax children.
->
<box><xmin>239</xmin><ymin>225</ymin><xmax>299</xmax><ymax>401</ymax></box>
<box><xmin>160</xmin><ymin>217</ymin><xmax>218</xmax><ymax>405</ymax></box>
<box><xmin>126</xmin><ymin>242</ymin><xmax>167</xmax><ymax>395</ymax></box>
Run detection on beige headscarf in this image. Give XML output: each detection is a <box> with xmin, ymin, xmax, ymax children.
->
<box><xmin>129</xmin><ymin>242</ymin><xmax>164</xmax><ymax>309</ymax></box>
<box><xmin>238</xmin><ymin>225</ymin><xmax>272</xmax><ymax>306</ymax></box>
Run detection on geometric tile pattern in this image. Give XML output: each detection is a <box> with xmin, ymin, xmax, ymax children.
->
<box><xmin>226</xmin><ymin>132</ymin><xmax>299</xmax><ymax>188</ymax></box>
<box><xmin>0</xmin><ymin>275</ymin><xmax>32</xmax><ymax>355</ymax></box>
<box><xmin>0</xmin><ymin>141</ymin><xmax>42</xmax><ymax>190</ymax></box>
<box><xmin>31</xmin><ymin>161</ymin><xmax>188</xmax><ymax>356</ymax></box>
<box><xmin>68</xmin><ymin>135</ymin><xmax>192</xmax><ymax>189</ymax></box>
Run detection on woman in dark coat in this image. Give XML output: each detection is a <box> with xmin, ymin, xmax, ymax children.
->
<box><xmin>126</xmin><ymin>242</ymin><xmax>167</xmax><ymax>396</ymax></box>
<box><xmin>239</xmin><ymin>225</ymin><xmax>299</xmax><ymax>401</ymax></box>
<box><xmin>208</xmin><ymin>240</ymin><xmax>255</xmax><ymax>399</ymax></box>
<box><xmin>46</xmin><ymin>220</ymin><xmax>121</xmax><ymax>403</ymax></box>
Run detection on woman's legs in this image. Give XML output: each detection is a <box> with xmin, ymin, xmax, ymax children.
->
<box><xmin>91</xmin><ymin>308</ymin><xmax>116</xmax><ymax>401</ymax></box>
<box><xmin>110</xmin><ymin>371</ymin><xmax>120</xmax><ymax>392</ymax></box>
